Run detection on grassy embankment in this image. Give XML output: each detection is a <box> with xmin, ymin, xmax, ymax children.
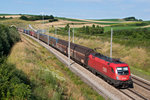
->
<box><xmin>8</xmin><ymin>34</ymin><xmax>104</xmax><ymax>100</ymax></box>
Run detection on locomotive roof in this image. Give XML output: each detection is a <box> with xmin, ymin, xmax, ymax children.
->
<box><xmin>93</xmin><ymin>53</ymin><xmax>125</xmax><ymax>64</ymax></box>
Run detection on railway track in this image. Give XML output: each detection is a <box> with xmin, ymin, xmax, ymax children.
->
<box><xmin>22</xmin><ymin>33</ymin><xmax>150</xmax><ymax>100</ymax></box>
<box><xmin>132</xmin><ymin>75</ymin><xmax>150</xmax><ymax>91</ymax></box>
<box><xmin>119</xmin><ymin>75</ymin><xmax>150</xmax><ymax>100</ymax></box>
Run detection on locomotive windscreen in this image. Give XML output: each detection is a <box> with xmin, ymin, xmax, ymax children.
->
<box><xmin>117</xmin><ymin>67</ymin><xmax>129</xmax><ymax>75</ymax></box>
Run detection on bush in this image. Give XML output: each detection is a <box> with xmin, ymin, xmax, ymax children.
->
<box><xmin>0</xmin><ymin>59</ymin><xmax>32</xmax><ymax>99</ymax></box>
<box><xmin>49</xmin><ymin>19</ymin><xmax>58</xmax><ymax>22</ymax></box>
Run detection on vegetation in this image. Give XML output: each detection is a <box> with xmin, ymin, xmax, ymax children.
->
<box><xmin>0</xmin><ymin>24</ymin><xmax>20</xmax><ymax>57</ymax></box>
<box><xmin>20</xmin><ymin>15</ymin><xmax>58</xmax><ymax>22</ymax></box>
<box><xmin>49</xmin><ymin>18</ymin><xmax>58</xmax><ymax>22</ymax></box>
<box><xmin>105</xmin><ymin>28</ymin><xmax>150</xmax><ymax>48</ymax></box>
<box><xmin>0</xmin><ymin>59</ymin><xmax>32</xmax><ymax>99</ymax></box>
<box><xmin>0</xmin><ymin>24</ymin><xmax>32</xmax><ymax>99</ymax></box>
<box><xmin>78</xmin><ymin>24</ymin><xmax>104</xmax><ymax>35</ymax></box>
<box><xmin>104</xmin><ymin>26</ymin><xmax>138</xmax><ymax>32</ymax></box>
<box><xmin>52</xmin><ymin>24</ymin><xmax>104</xmax><ymax>37</ymax></box>
<box><xmin>112</xmin><ymin>21</ymin><xmax>149</xmax><ymax>27</ymax></box>
<box><xmin>123</xmin><ymin>17</ymin><xmax>142</xmax><ymax>21</ymax></box>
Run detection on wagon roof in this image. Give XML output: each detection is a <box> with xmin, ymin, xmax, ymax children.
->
<box><xmin>92</xmin><ymin>53</ymin><xmax>125</xmax><ymax>64</ymax></box>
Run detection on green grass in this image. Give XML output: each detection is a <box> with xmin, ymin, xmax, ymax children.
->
<box><xmin>94</xmin><ymin>19</ymin><xmax>123</xmax><ymax>21</ymax></box>
<box><xmin>130</xmin><ymin>66</ymin><xmax>150</xmax><ymax>81</ymax></box>
<box><xmin>104</xmin><ymin>26</ymin><xmax>139</xmax><ymax>32</ymax></box>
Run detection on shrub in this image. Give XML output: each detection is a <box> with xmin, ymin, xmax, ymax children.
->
<box><xmin>0</xmin><ymin>59</ymin><xmax>32</xmax><ymax>99</ymax></box>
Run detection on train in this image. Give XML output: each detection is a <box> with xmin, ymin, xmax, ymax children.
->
<box><xmin>18</xmin><ymin>28</ymin><xmax>133</xmax><ymax>88</ymax></box>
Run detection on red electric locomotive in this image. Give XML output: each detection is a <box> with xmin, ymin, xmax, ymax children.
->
<box><xmin>88</xmin><ymin>53</ymin><xmax>133</xmax><ymax>88</ymax></box>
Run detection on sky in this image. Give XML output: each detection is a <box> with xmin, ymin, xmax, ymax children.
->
<box><xmin>0</xmin><ymin>0</ymin><xmax>150</xmax><ymax>20</ymax></box>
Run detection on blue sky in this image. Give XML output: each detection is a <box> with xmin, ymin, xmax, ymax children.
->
<box><xmin>0</xmin><ymin>0</ymin><xmax>150</xmax><ymax>20</ymax></box>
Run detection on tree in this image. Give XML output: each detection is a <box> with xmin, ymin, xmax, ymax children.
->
<box><xmin>20</xmin><ymin>15</ymin><xmax>28</xmax><ymax>20</ymax></box>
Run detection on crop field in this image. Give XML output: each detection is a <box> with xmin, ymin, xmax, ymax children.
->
<box><xmin>93</xmin><ymin>19</ymin><xmax>123</xmax><ymax>21</ymax></box>
<box><xmin>104</xmin><ymin>26</ymin><xmax>139</xmax><ymax>32</ymax></box>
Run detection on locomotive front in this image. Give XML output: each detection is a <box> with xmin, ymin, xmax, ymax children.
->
<box><xmin>112</xmin><ymin>63</ymin><xmax>133</xmax><ymax>88</ymax></box>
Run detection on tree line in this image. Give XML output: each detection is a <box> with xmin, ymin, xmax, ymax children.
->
<box><xmin>78</xmin><ymin>24</ymin><xmax>104</xmax><ymax>35</ymax></box>
<box><xmin>20</xmin><ymin>15</ymin><xmax>58</xmax><ymax>22</ymax></box>
<box><xmin>105</xmin><ymin>28</ymin><xmax>150</xmax><ymax>40</ymax></box>
<box><xmin>123</xmin><ymin>17</ymin><xmax>143</xmax><ymax>21</ymax></box>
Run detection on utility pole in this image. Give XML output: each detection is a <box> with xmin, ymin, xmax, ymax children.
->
<box><xmin>73</xmin><ymin>26</ymin><xmax>74</xmax><ymax>43</ymax></box>
<box><xmin>110</xmin><ymin>28</ymin><xmax>113</xmax><ymax>58</ymax></box>
<box><xmin>68</xmin><ymin>27</ymin><xmax>70</xmax><ymax>67</ymax></box>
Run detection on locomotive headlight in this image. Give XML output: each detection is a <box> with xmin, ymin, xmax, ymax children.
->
<box><xmin>116</xmin><ymin>76</ymin><xmax>119</xmax><ymax>80</ymax></box>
